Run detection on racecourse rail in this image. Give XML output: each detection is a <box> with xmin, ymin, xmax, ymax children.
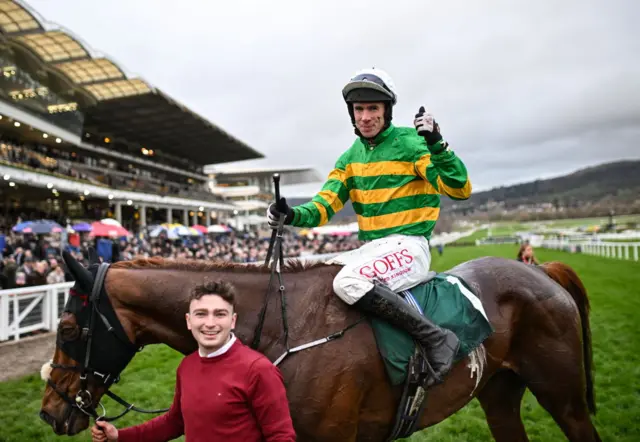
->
<box><xmin>0</xmin><ymin>281</ymin><xmax>73</xmax><ymax>342</ymax></box>
<box><xmin>541</xmin><ymin>239</ymin><xmax>640</xmax><ymax>261</ymax></box>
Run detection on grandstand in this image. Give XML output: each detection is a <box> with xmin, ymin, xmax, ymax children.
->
<box><xmin>0</xmin><ymin>0</ymin><xmax>268</xmax><ymax>232</ymax></box>
<box><xmin>205</xmin><ymin>164</ymin><xmax>321</xmax><ymax>229</ymax></box>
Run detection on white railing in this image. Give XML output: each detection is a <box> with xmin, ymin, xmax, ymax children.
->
<box><xmin>0</xmin><ymin>282</ymin><xmax>74</xmax><ymax>342</ymax></box>
<box><xmin>541</xmin><ymin>240</ymin><xmax>640</xmax><ymax>261</ymax></box>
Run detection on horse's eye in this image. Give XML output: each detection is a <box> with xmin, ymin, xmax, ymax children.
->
<box><xmin>59</xmin><ymin>324</ymin><xmax>80</xmax><ymax>342</ymax></box>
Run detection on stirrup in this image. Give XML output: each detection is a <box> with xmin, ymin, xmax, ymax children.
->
<box><xmin>415</xmin><ymin>343</ymin><xmax>444</xmax><ymax>387</ymax></box>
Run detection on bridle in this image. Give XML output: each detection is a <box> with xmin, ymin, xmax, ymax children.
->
<box><xmin>47</xmin><ymin>262</ymin><xmax>169</xmax><ymax>422</ymax></box>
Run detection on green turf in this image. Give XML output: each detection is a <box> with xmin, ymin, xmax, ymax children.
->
<box><xmin>452</xmin><ymin>228</ymin><xmax>489</xmax><ymax>243</ymax></box>
<box><xmin>406</xmin><ymin>245</ymin><xmax>640</xmax><ymax>441</ymax></box>
<box><xmin>1</xmin><ymin>245</ymin><xmax>638</xmax><ymax>441</ymax></box>
<box><xmin>452</xmin><ymin>224</ymin><xmax>530</xmax><ymax>244</ymax></box>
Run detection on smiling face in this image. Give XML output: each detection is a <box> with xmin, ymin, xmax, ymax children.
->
<box><xmin>353</xmin><ymin>102</ymin><xmax>385</xmax><ymax>138</ymax></box>
<box><xmin>186</xmin><ymin>294</ymin><xmax>237</xmax><ymax>355</ymax></box>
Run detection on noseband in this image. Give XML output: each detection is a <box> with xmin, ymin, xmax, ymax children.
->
<box><xmin>48</xmin><ymin>263</ymin><xmax>168</xmax><ymax>422</ymax></box>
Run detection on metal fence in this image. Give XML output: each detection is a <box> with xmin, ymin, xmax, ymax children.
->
<box><xmin>0</xmin><ymin>282</ymin><xmax>73</xmax><ymax>342</ymax></box>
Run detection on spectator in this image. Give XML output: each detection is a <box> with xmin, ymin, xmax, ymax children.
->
<box><xmin>1</xmin><ymin>257</ymin><xmax>17</xmax><ymax>289</ymax></box>
<box><xmin>26</xmin><ymin>260</ymin><xmax>48</xmax><ymax>286</ymax></box>
<box><xmin>46</xmin><ymin>264</ymin><xmax>65</xmax><ymax>284</ymax></box>
<box><xmin>14</xmin><ymin>271</ymin><xmax>26</xmax><ymax>287</ymax></box>
<box><xmin>517</xmin><ymin>243</ymin><xmax>540</xmax><ymax>265</ymax></box>
<box><xmin>91</xmin><ymin>281</ymin><xmax>296</xmax><ymax>442</ymax></box>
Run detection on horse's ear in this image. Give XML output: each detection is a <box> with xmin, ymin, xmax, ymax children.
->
<box><xmin>62</xmin><ymin>251</ymin><xmax>93</xmax><ymax>290</ymax></box>
<box><xmin>88</xmin><ymin>247</ymin><xmax>99</xmax><ymax>266</ymax></box>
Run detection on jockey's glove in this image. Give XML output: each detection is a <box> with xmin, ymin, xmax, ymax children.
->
<box><xmin>414</xmin><ymin>106</ymin><xmax>447</xmax><ymax>154</ymax></box>
<box><xmin>267</xmin><ymin>197</ymin><xmax>294</xmax><ymax>229</ymax></box>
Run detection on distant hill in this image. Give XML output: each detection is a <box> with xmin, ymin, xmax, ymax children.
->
<box><xmin>443</xmin><ymin>160</ymin><xmax>640</xmax><ymax>219</ymax></box>
<box><xmin>287</xmin><ymin>160</ymin><xmax>640</xmax><ymax>223</ymax></box>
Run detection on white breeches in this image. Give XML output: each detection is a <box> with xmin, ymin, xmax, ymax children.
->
<box><xmin>327</xmin><ymin>235</ymin><xmax>432</xmax><ymax>305</ymax></box>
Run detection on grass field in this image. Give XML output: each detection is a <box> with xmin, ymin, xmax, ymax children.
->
<box><xmin>1</xmin><ymin>245</ymin><xmax>638</xmax><ymax>441</ymax></box>
<box><xmin>492</xmin><ymin>213</ymin><xmax>640</xmax><ymax>233</ymax></box>
<box><xmin>451</xmin><ymin>225</ymin><xmax>524</xmax><ymax>244</ymax></box>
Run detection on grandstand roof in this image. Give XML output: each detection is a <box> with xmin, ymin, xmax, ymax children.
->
<box><xmin>205</xmin><ymin>165</ymin><xmax>321</xmax><ymax>178</ymax></box>
<box><xmin>0</xmin><ymin>0</ymin><xmax>263</xmax><ymax>166</ymax></box>
<box><xmin>206</xmin><ymin>165</ymin><xmax>323</xmax><ymax>186</ymax></box>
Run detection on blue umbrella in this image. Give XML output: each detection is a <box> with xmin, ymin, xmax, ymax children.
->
<box><xmin>72</xmin><ymin>222</ymin><xmax>92</xmax><ymax>232</ymax></box>
<box><xmin>11</xmin><ymin>221</ymin><xmax>31</xmax><ymax>232</ymax></box>
<box><xmin>20</xmin><ymin>220</ymin><xmax>63</xmax><ymax>235</ymax></box>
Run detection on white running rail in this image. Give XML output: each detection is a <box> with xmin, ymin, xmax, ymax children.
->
<box><xmin>0</xmin><ymin>282</ymin><xmax>74</xmax><ymax>342</ymax></box>
<box><xmin>541</xmin><ymin>240</ymin><xmax>640</xmax><ymax>262</ymax></box>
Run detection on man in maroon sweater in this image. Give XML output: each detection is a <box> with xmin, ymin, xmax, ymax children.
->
<box><xmin>91</xmin><ymin>281</ymin><xmax>296</xmax><ymax>442</ymax></box>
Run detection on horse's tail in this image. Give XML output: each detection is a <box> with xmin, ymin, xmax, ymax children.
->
<box><xmin>541</xmin><ymin>261</ymin><xmax>596</xmax><ymax>415</ymax></box>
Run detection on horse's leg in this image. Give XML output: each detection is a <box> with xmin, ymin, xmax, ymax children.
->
<box><xmin>523</xmin><ymin>371</ymin><xmax>601</xmax><ymax>442</ymax></box>
<box><xmin>518</xmin><ymin>329</ymin><xmax>601</xmax><ymax>441</ymax></box>
<box><xmin>477</xmin><ymin>370</ymin><xmax>529</xmax><ymax>442</ymax></box>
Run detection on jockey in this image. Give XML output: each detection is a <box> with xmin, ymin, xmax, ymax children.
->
<box><xmin>267</xmin><ymin>67</ymin><xmax>472</xmax><ymax>386</ymax></box>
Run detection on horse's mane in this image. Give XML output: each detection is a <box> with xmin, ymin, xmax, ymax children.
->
<box><xmin>110</xmin><ymin>256</ymin><xmax>332</xmax><ymax>273</ymax></box>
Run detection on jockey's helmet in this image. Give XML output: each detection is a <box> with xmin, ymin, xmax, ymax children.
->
<box><xmin>342</xmin><ymin>68</ymin><xmax>398</xmax><ymax>105</ymax></box>
<box><xmin>342</xmin><ymin>68</ymin><xmax>397</xmax><ymax>132</ymax></box>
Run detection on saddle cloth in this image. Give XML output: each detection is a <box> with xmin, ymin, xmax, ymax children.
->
<box><xmin>369</xmin><ymin>273</ymin><xmax>494</xmax><ymax>386</ymax></box>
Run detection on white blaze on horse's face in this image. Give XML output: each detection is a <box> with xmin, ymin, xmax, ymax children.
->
<box><xmin>353</xmin><ymin>102</ymin><xmax>385</xmax><ymax>139</ymax></box>
<box><xmin>186</xmin><ymin>294</ymin><xmax>237</xmax><ymax>355</ymax></box>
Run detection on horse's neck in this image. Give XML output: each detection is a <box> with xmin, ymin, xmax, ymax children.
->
<box><xmin>113</xmin><ymin>265</ymin><xmax>338</xmax><ymax>357</ymax></box>
<box><xmin>112</xmin><ymin>278</ymin><xmax>197</xmax><ymax>355</ymax></box>
<box><xmin>225</xmin><ymin>268</ymin><xmax>331</xmax><ymax>355</ymax></box>
<box><xmin>227</xmin><ymin>264</ymin><xmax>347</xmax><ymax>360</ymax></box>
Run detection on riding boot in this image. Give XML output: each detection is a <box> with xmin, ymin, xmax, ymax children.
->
<box><xmin>354</xmin><ymin>283</ymin><xmax>460</xmax><ymax>386</ymax></box>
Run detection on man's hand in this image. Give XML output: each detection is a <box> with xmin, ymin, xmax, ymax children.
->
<box><xmin>91</xmin><ymin>420</ymin><xmax>118</xmax><ymax>442</ymax></box>
<box><xmin>414</xmin><ymin>106</ymin><xmax>446</xmax><ymax>153</ymax></box>
<box><xmin>266</xmin><ymin>197</ymin><xmax>293</xmax><ymax>229</ymax></box>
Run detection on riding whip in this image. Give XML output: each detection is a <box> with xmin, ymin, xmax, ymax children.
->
<box><xmin>265</xmin><ymin>173</ymin><xmax>282</xmax><ymax>265</ymax></box>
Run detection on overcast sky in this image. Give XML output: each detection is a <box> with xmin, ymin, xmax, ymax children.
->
<box><xmin>27</xmin><ymin>0</ymin><xmax>640</xmax><ymax>196</ymax></box>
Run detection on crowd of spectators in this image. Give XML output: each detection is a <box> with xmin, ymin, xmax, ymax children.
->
<box><xmin>1</xmin><ymin>228</ymin><xmax>364</xmax><ymax>290</ymax></box>
<box><xmin>0</xmin><ymin>139</ymin><xmax>215</xmax><ymax>200</ymax></box>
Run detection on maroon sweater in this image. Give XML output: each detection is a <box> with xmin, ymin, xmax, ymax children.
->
<box><xmin>118</xmin><ymin>340</ymin><xmax>296</xmax><ymax>442</ymax></box>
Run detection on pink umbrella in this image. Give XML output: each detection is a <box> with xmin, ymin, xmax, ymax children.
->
<box><xmin>191</xmin><ymin>224</ymin><xmax>208</xmax><ymax>234</ymax></box>
<box><xmin>88</xmin><ymin>222</ymin><xmax>130</xmax><ymax>238</ymax></box>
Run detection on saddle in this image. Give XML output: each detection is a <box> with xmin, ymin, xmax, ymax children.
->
<box><xmin>370</xmin><ymin>272</ymin><xmax>493</xmax><ymax>441</ymax></box>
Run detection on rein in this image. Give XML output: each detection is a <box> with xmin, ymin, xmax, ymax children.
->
<box><xmin>252</xmin><ymin>194</ymin><xmax>289</xmax><ymax>351</ymax></box>
<box><xmin>49</xmin><ymin>262</ymin><xmax>169</xmax><ymax>422</ymax></box>
<box><xmin>251</xmin><ymin>174</ymin><xmax>364</xmax><ymax>366</ymax></box>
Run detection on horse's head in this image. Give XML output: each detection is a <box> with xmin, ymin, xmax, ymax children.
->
<box><xmin>40</xmin><ymin>251</ymin><xmax>137</xmax><ymax>435</ymax></box>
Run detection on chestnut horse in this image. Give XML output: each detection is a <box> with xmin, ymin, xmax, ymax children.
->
<box><xmin>40</xmin><ymin>254</ymin><xmax>600</xmax><ymax>441</ymax></box>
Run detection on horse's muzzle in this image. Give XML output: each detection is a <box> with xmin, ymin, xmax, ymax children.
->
<box><xmin>40</xmin><ymin>408</ymin><xmax>87</xmax><ymax>436</ymax></box>
<box><xmin>40</xmin><ymin>409</ymin><xmax>64</xmax><ymax>435</ymax></box>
